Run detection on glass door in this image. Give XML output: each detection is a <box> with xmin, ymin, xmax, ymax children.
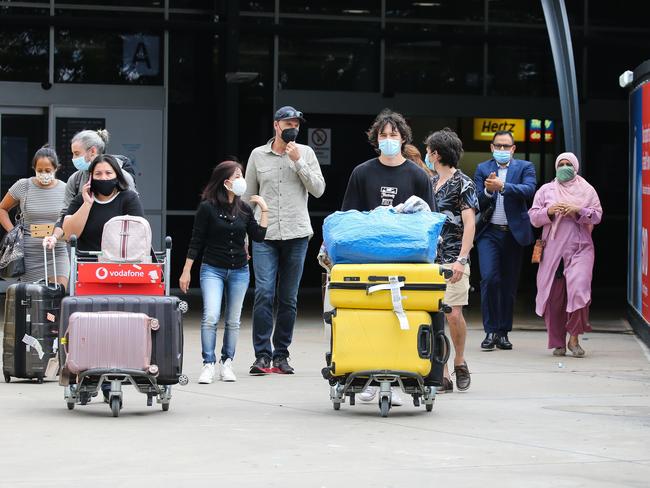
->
<box><xmin>0</xmin><ymin>108</ymin><xmax>48</xmax><ymax>290</ymax></box>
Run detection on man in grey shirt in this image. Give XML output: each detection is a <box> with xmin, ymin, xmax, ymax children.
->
<box><xmin>244</xmin><ymin>106</ymin><xmax>325</xmax><ymax>375</ymax></box>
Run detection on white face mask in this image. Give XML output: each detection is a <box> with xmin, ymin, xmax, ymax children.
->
<box><xmin>36</xmin><ymin>171</ymin><xmax>55</xmax><ymax>185</ymax></box>
<box><xmin>226</xmin><ymin>177</ymin><xmax>247</xmax><ymax>196</ymax></box>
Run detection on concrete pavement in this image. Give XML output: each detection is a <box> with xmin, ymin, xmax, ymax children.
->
<box><xmin>1</xmin><ymin>302</ymin><xmax>649</xmax><ymax>488</ymax></box>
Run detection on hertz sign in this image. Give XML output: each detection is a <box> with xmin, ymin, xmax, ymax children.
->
<box><xmin>474</xmin><ymin>118</ymin><xmax>526</xmax><ymax>142</ymax></box>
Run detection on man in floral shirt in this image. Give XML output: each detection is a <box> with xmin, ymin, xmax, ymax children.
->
<box><xmin>425</xmin><ymin>128</ymin><xmax>479</xmax><ymax>393</ymax></box>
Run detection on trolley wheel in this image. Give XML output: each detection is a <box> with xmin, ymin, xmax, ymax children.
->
<box><xmin>333</xmin><ymin>401</ymin><xmax>341</xmax><ymax>411</ymax></box>
<box><xmin>110</xmin><ymin>397</ymin><xmax>121</xmax><ymax>417</ymax></box>
<box><xmin>161</xmin><ymin>402</ymin><xmax>170</xmax><ymax>412</ymax></box>
<box><xmin>349</xmin><ymin>393</ymin><xmax>355</xmax><ymax>406</ymax></box>
<box><xmin>4</xmin><ymin>373</ymin><xmax>10</xmax><ymax>383</ymax></box>
<box><xmin>413</xmin><ymin>395</ymin><xmax>420</xmax><ymax>407</ymax></box>
<box><xmin>426</xmin><ymin>403</ymin><xmax>434</xmax><ymax>412</ymax></box>
<box><xmin>66</xmin><ymin>402</ymin><xmax>75</xmax><ymax>410</ymax></box>
<box><xmin>147</xmin><ymin>393</ymin><xmax>153</xmax><ymax>407</ymax></box>
<box><xmin>380</xmin><ymin>397</ymin><xmax>390</xmax><ymax>418</ymax></box>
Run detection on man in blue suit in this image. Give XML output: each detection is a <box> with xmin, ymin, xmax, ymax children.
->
<box><xmin>474</xmin><ymin>130</ymin><xmax>537</xmax><ymax>350</ymax></box>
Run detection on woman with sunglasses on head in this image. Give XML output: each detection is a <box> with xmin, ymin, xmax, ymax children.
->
<box><xmin>180</xmin><ymin>160</ymin><xmax>268</xmax><ymax>384</ymax></box>
<box><xmin>528</xmin><ymin>152</ymin><xmax>602</xmax><ymax>357</ymax></box>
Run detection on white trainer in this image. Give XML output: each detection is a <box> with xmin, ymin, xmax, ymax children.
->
<box><xmin>390</xmin><ymin>388</ymin><xmax>403</xmax><ymax>406</ymax></box>
<box><xmin>220</xmin><ymin>358</ymin><xmax>237</xmax><ymax>382</ymax></box>
<box><xmin>198</xmin><ymin>363</ymin><xmax>216</xmax><ymax>384</ymax></box>
<box><xmin>358</xmin><ymin>386</ymin><xmax>378</xmax><ymax>402</ymax></box>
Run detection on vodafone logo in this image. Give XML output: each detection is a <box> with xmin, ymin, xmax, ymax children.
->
<box><xmin>95</xmin><ymin>267</ymin><xmax>109</xmax><ymax>280</ymax></box>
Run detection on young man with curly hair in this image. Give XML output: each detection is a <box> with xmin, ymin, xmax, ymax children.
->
<box><xmin>340</xmin><ymin>109</ymin><xmax>434</xmax><ymax>405</ymax></box>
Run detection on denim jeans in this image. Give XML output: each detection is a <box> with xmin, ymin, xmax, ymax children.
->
<box><xmin>252</xmin><ymin>237</ymin><xmax>309</xmax><ymax>360</ymax></box>
<box><xmin>200</xmin><ymin>263</ymin><xmax>250</xmax><ymax>364</ymax></box>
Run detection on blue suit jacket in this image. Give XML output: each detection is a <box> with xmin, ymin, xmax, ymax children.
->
<box><xmin>473</xmin><ymin>158</ymin><xmax>537</xmax><ymax>246</ymax></box>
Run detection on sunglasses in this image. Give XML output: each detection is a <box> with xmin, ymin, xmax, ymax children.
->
<box><xmin>277</xmin><ymin>109</ymin><xmax>303</xmax><ymax>120</ymax></box>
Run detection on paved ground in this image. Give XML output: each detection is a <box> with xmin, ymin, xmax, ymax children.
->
<box><xmin>1</xmin><ymin>296</ymin><xmax>649</xmax><ymax>488</ymax></box>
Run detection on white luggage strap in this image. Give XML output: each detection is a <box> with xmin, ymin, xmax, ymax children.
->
<box><xmin>367</xmin><ymin>275</ymin><xmax>409</xmax><ymax>330</ymax></box>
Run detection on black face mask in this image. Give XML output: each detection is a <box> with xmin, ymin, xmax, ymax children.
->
<box><xmin>280</xmin><ymin>127</ymin><xmax>299</xmax><ymax>143</ymax></box>
<box><xmin>91</xmin><ymin>178</ymin><xmax>118</xmax><ymax>196</ymax></box>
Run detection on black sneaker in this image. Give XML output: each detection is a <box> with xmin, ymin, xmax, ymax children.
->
<box><xmin>272</xmin><ymin>356</ymin><xmax>294</xmax><ymax>374</ymax></box>
<box><xmin>249</xmin><ymin>356</ymin><xmax>272</xmax><ymax>375</ymax></box>
<box><xmin>436</xmin><ymin>377</ymin><xmax>453</xmax><ymax>394</ymax></box>
<box><xmin>453</xmin><ymin>362</ymin><xmax>471</xmax><ymax>391</ymax></box>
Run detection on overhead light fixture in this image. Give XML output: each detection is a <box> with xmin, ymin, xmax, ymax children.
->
<box><xmin>343</xmin><ymin>9</ymin><xmax>370</xmax><ymax>14</ymax></box>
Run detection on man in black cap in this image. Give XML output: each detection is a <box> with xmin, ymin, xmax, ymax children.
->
<box><xmin>243</xmin><ymin>106</ymin><xmax>326</xmax><ymax>375</ymax></box>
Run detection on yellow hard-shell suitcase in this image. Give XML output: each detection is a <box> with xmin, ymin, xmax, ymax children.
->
<box><xmin>328</xmin><ymin>263</ymin><xmax>448</xmax><ymax>312</ymax></box>
<box><xmin>330</xmin><ymin>309</ymin><xmax>436</xmax><ymax>377</ymax></box>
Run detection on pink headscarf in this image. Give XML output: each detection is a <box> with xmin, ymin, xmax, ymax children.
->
<box><xmin>550</xmin><ymin>152</ymin><xmax>601</xmax><ymax>239</ymax></box>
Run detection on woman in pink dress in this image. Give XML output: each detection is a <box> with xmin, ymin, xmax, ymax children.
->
<box><xmin>528</xmin><ymin>152</ymin><xmax>603</xmax><ymax>357</ymax></box>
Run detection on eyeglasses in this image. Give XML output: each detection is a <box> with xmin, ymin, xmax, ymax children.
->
<box><xmin>277</xmin><ymin>109</ymin><xmax>303</xmax><ymax>120</ymax></box>
<box><xmin>492</xmin><ymin>144</ymin><xmax>514</xmax><ymax>150</ymax></box>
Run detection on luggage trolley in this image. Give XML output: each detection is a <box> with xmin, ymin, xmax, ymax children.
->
<box><xmin>322</xmin><ymin>310</ymin><xmax>450</xmax><ymax>417</ymax></box>
<box><xmin>321</xmin><ymin>264</ymin><xmax>452</xmax><ymax>418</ymax></box>
<box><xmin>61</xmin><ymin>235</ymin><xmax>188</xmax><ymax>417</ymax></box>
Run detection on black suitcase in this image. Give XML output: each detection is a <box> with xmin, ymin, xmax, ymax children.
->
<box><xmin>3</xmin><ymin>283</ymin><xmax>64</xmax><ymax>383</ymax></box>
<box><xmin>422</xmin><ymin>312</ymin><xmax>450</xmax><ymax>387</ymax></box>
<box><xmin>60</xmin><ymin>295</ymin><xmax>184</xmax><ymax>385</ymax></box>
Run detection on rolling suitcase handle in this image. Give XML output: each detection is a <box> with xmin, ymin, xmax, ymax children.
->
<box><xmin>42</xmin><ymin>245</ymin><xmax>59</xmax><ymax>289</ymax></box>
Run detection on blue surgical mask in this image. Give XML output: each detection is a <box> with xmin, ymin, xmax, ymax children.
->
<box><xmin>72</xmin><ymin>155</ymin><xmax>90</xmax><ymax>172</ymax></box>
<box><xmin>424</xmin><ymin>153</ymin><xmax>434</xmax><ymax>170</ymax></box>
<box><xmin>378</xmin><ymin>139</ymin><xmax>401</xmax><ymax>157</ymax></box>
<box><xmin>493</xmin><ymin>150</ymin><xmax>511</xmax><ymax>165</ymax></box>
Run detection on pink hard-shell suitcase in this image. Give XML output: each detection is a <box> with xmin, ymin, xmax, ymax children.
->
<box><xmin>65</xmin><ymin>312</ymin><xmax>159</xmax><ymax>375</ymax></box>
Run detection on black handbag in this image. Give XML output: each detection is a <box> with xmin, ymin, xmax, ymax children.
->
<box><xmin>0</xmin><ymin>224</ymin><xmax>26</xmax><ymax>278</ymax></box>
<box><xmin>0</xmin><ymin>184</ymin><xmax>27</xmax><ymax>278</ymax></box>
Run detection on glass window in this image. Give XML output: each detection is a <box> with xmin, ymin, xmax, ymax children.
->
<box><xmin>487</xmin><ymin>35</ymin><xmax>557</xmax><ymax>97</ymax></box>
<box><xmin>170</xmin><ymin>0</ymin><xmax>213</xmax><ymax>8</ymax></box>
<box><xmin>0</xmin><ymin>27</ymin><xmax>49</xmax><ymax>82</ymax></box>
<box><xmin>240</xmin><ymin>0</ymin><xmax>275</xmax><ymax>13</ymax></box>
<box><xmin>167</xmin><ymin>32</ymin><xmax>219</xmax><ymax>210</ymax></box>
<box><xmin>589</xmin><ymin>3</ymin><xmax>646</xmax><ymax>29</ymax></box>
<box><xmin>488</xmin><ymin>0</ymin><xmax>544</xmax><ymax>24</ymax></box>
<box><xmin>280</xmin><ymin>0</ymin><xmax>380</xmax><ymax>16</ymax></box>
<box><xmin>385</xmin><ymin>25</ymin><xmax>483</xmax><ymax>94</ymax></box>
<box><xmin>386</xmin><ymin>0</ymin><xmax>483</xmax><ymax>22</ymax></box>
<box><xmin>55</xmin><ymin>0</ymin><xmax>164</xmax><ymax>7</ymax></box>
<box><xmin>55</xmin><ymin>29</ymin><xmax>164</xmax><ymax>85</ymax></box>
<box><xmin>586</xmin><ymin>34</ymin><xmax>646</xmax><ymax>99</ymax></box>
<box><xmin>279</xmin><ymin>30</ymin><xmax>379</xmax><ymax>91</ymax></box>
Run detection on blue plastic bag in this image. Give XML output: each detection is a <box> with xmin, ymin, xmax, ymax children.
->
<box><xmin>323</xmin><ymin>207</ymin><xmax>446</xmax><ymax>264</ymax></box>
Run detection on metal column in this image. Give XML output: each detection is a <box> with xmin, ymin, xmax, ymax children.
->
<box><xmin>541</xmin><ymin>0</ymin><xmax>581</xmax><ymax>161</ymax></box>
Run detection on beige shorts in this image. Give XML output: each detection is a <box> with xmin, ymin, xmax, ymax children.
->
<box><xmin>440</xmin><ymin>263</ymin><xmax>471</xmax><ymax>307</ymax></box>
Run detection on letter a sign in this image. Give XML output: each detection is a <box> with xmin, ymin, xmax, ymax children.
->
<box><xmin>123</xmin><ymin>35</ymin><xmax>160</xmax><ymax>77</ymax></box>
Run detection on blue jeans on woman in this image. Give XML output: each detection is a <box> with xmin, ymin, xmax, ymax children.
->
<box><xmin>200</xmin><ymin>263</ymin><xmax>250</xmax><ymax>364</ymax></box>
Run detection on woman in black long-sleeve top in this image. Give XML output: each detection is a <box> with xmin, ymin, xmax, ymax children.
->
<box><xmin>180</xmin><ymin>160</ymin><xmax>268</xmax><ymax>384</ymax></box>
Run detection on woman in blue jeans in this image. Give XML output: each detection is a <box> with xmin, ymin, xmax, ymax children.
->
<box><xmin>180</xmin><ymin>160</ymin><xmax>268</xmax><ymax>384</ymax></box>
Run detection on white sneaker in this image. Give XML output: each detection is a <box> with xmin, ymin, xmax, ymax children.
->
<box><xmin>391</xmin><ymin>388</ymin><xmax>403</xmax><ymax>406</ymax></box>
<box><xmin>220</xmin><ymin>358</ymin><xmax>237</xmax><ymax>382</ymax></box>
<box><xmin>358</xmin><ymin>386</ymin><xmax>378</xmax><ymax>402</ymax></box>
<box><xmin>198</xmin><ymin>363</ymin><xmax>216</xmax><ymax>384</ymax></box>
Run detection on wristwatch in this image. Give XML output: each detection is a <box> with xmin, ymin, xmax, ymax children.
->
<box><xmin>456</xmin><ymin>256</ymin><xmax>468</xmax><ymax>266</ymax></box>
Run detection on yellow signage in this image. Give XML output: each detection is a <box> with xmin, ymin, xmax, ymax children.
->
<box><xmin>473</xmin><ymin>118</ymin><xmax>526</xmax><ymax>142</ymax></box>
